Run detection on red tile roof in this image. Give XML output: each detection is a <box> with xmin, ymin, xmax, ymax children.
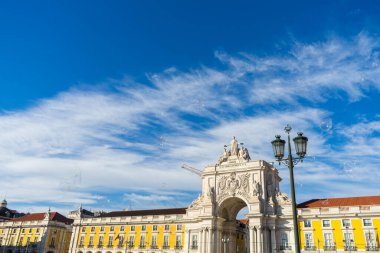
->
<box><xmin>297</xmin><ymin>196</ymin><xmax>380</xmax><ymax>208</ymax></box>
<box><xmin>12</xmin><ymin>212</ymin><xmax>73</xmax><ymax>224</ymax></box>
<box><xmin>99</xmin><ymin>208</ymin><xmax>187</xmax><ymax>218</ymax></box>
<box><xmin>239</xmin><ymin>219</ymin><xmax>249</xmax><ymax>225</ymax></box>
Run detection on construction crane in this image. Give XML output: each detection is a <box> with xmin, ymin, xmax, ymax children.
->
<box><xmin>181</xmin><ymin>164</ymin><xmax>202</xmax><ymax>177</ymax></box>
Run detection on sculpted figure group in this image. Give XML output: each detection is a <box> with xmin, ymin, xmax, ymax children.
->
<box><xmin>218</xmin><ymin>137</ymin><xmax>251</xmax><ymax>164</ymax></box>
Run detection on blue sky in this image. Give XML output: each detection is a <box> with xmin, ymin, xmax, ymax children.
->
<box><xmin>1</xmin><ymin>0</ymin><xmax>380</xmax><ymax>215</ymax></box>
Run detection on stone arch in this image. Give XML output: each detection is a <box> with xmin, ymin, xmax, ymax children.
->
<box><xmin>77</xmin><ymin>251</ymin><xmax>83</xmax><ymax>253</ymax></box>
<box><xmin>86</xmin><ymin>251</ymin><xmax>92</xmax><ymax>253</ymax></box>
<box><xmin>96</xmin><ymin>251</ymin><xmax>102</xmax><ymax>253</ymax></box>
<box><xmin>217</xmin><ymin>196</ymin><xmax>249</xmax><ymax>221</ymax></box>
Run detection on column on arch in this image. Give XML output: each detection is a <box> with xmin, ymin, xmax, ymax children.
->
<box><xmin>270</xmin><ymin>226</ymin><xmax>276</xmax><ymax>253</ymax></box>
<box><xmin>249</xmin><ymin>227</ymin><xmax>255</xmax><ymax>253</ymax></box>
<box><xmin>255</xmin><ymin>226</ymin><xmax>263</xmax><ymax>253</ymax></box>
<box><xmin>184</xmin><ymin>229</ymin><xmax>190</xmax><ymax>252</ymax></box>
<box><xmin>207</xmin><ymin>228</ymin><xmax>213</xmax><ymax>253</ymax></box>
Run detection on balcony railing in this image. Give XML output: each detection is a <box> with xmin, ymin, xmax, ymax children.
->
<box><xmin>107</xmin><ymin>244</ymin><xmax>113</xmax><ymax>248</ymax></box>
<box><xmin>324</xmin><ymin>246</ymin><xmax>336</xmax><ymax>251</ymax></box>
<box><xmin>139</xmin><ymin>245</ymin><xmax>145</xmax><ymax>249</ymax></box>
<box><xmin>191</xmin><ymin>245</ymin><xmax>198</xmax><ymax>250</ymax></box>
<box><xmin>366</xmin><ymin>246</ymin><xmax>378</xmax><ymax>251</ymax></box>
<box><xmin>344</xmin><ymin>246</ymin><xmax>357</xmax><ymax>251</ymax></box>
<box><xmin>151</xmin><ymin>245</ymin><xmax>158</xmax><ymax>249</ymax></box>
<box><xmin>175</xmin><ymin>245</ymin><xmax>183</xmax><ymax>250</ymax></box>
<box><xmin>78</xmin><ymin>244</ymin><xmax>84</xmax><ymax>248</ymax></box>
<box><xmin>97</xmin><ymin>244</ymin><xmax>103</xmax><ymax>248</ymax></box>
<box><xmin>279</xmin><ymin>245</ymin><xmax>292</xmax><ymax>250</ymax></box>
<box><xmin>304</xmin><ymin>246</ymin><xmax>315</xmax><ymax>251</ymax></box>
<box><xmin>162</xmin><ymin>245</ymin><xmax>169</xmax><ymax>249</ymax></box>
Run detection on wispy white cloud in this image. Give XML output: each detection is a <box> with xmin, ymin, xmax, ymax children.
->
<box><xmin>1</xmin><ymin>33</ymin><xmax>380</xmax><ymax>214</ymax></box>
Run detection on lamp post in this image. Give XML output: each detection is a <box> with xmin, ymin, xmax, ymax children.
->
<box><xmin>222</xmin><ymin>237</ymin><xmax>230</xmax><ymax>253</ymax></box>
<box><xmin>271</xmin><ymin>125</ymin><xmax>308</xmax><ymax>253</ymax></box>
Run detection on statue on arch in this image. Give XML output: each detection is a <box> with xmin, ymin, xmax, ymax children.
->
<box><xmin>230</xmin><ymin>136</ymin><xmax>239</xmax><ymax>156</ymax></box>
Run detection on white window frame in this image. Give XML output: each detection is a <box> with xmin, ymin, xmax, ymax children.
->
<box><xmin>342</xmin><ymin>219</ymin><xmax>351</xmax><ymax>228</ymax></box>
<box><xmin>363</xmin><ymin>219</ymin><xmax>372</xmax><ymax>227</ymax></box>
<box><xmin>322</xmin><ymin>220</ymin><xmax>330</xmax><ymax>227</ymax></box>
<box><xmin>305</xmin><ymin>233</ymin><xmax>314</xmax><ymax>249</ymax></box>
<box><xmin>324</xmin><ymin>233</ymin><xmax>333</xmax><ymax>247</ymax></box>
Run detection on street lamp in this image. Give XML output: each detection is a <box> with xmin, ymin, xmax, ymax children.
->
<box><xmin>271</xmin><ymin>125</ymin><xmax>308</xmax><ymax>253</ymax></box>
<box><xmin>222</xmin><ymin>237</ymin><xmax>230</xmax><ymax>253</ymax></box>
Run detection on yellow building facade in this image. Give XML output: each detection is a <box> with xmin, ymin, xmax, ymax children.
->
<box><xmin>68</xmin><ymin>208</ymin><xmax>248</xmax><ymax>253</ymax></box>
<box><xmin>298</xmin><ymin>196</ymin><xmax>380</xmax><ymax>252</ymax></box>
<box><xmin>0</xmin><ymin>210</ymin><xmax>73</xmax><ymax>253</ymax></box>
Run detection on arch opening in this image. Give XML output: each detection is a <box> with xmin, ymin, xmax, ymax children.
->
<box><xmin>218</xmin><ymin>197</ymin><xmax>248</xmax><ymax>221</ymax></box>
<box><xmin>217</xmin><ymin>197</ymin><xmax>249</xmax><ymax>253</ymax></box>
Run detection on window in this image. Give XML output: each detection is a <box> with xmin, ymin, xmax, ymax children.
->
<box><xmin>344</xmin><ymin>233</ymin><xmax>354</xmax><ymax>247</ymax></box>
<box><xmin>342</xmin><ymin>219</ymin><xmax>351</xmax><ymax>228</ymax></box>
<box><xmin>81</xmin><ymin>227</ymin><xmax>86</xmax><ymax>232</ymax></box>
<box><xmin>139</xmin><ymin>235</ymin><xmax>145</xmax><ymax>248</ymax></box>
<box><xmin>163</xmin><ymin>235</ymin><xmax>169</xmax><ymax>247</ymax></box>
<box><xmin>19</xmin><ymin>237</ymin><xmax>24</xmax><ymax>246</ymax></box>
<box><xmin>322</xmin><ymin>220</ymin><xmax>330</xmax><ymax>227</ymax></box>
<box><xmin>128</xmin><ymin>236</ymin><xmax>134</xmax><ymax>247</ymax></box>
<box><xmin>280</xmin><ymin>233</ymin><xmax>288</xmax><ymax>249</ymax></box>
<box><xmin>175</xmin><ymin>235</ymin><xmax>182</xmax><ymax>248</ymax></box>
<box><xmin>79</xmin><ymin>236</ymin><xmax>84</xmax><ymax>247</ymax></box>
<box><xmin>120</xmin><ymin>226</ymin><xmax>124</xmax><ymax>232</ymax></box>
<box><xmin>324</xmin><ymin>233</ymin><xmax>333</xmax><ymax>248</ymax></box>
<box><xmin>118</xmin><ymin>235</ymin><xmax>124</xmax><ymax>247</ymax></box>
<box><xmin>91</xmin><ymin>227</ymin><xmax>95</xmax><ymax>232</ymax></box>
<box><xmin>110</xmin><ymin>226</ymin><xmax>115</xmax><ymax>232</ymax></box>
<box><xmin>36</xmin><ymin>228</ymin><xmax>40</xmax><ymax>233</ymax></box>
<box><xmin>304</xmin><ymin>220</ymin><xmax>311</xmax><ymax>228</ymax></box>
<box><xmin>108</xmin><ymin>236</ymin><xmax>113</xmax><ymax>247</ymax></box>
<box><xmin>141</xmin><ymin>225</ymin><xmax>146</xmax><ymax>231</ymax></box>
<box><xmin>100</xmin><ymin>226</ymin><xmax>104</xmax><ymax>232</ymax></box>
<box><xmin>164</xmin><ymin>225</ymin><xmax>170</xmax><ymax>231</ymax></box>
<box><xmin>21</xmin><ymin>229</ymin><xmax>25</xmax><ymax>233</ymax></box>
<box><xmin>191</xmin><ymin>235</ymin><xmax>198</xmax><ymax>249</ymax></box>
<box><xmin>176</xmin><ymin>224</ymin><xmax>182</xmax><ymax>231</ymax></box>
<box><xmin>50</xmin><ymin>237</ymin><xmax>55</xmax><ymax>248</ymax></box>
<box><xmin>151</xmin><ymin>235</ymin><xmax>157</xmax><ymax>248</ymax></box>
<box><xmin>98</xmin><ymin>236</ymin><xmax>103</xmax><ymax>247</ymax></box>
<box><xmin>363</xmin><ymin>219</ymin><xmax>372</xmax><ymax>226</ymax></box>
<box><xmin>365</xmin><ymin>231</ymin><xmax>376</xmax><ymax>249</ymax></box>
<box><xmin>12</xmin><ymin>229</ymin><xmax>16</xmax><ymax>233</ymax></box>
<box><xmin>88</xmin><ymin>236</ymin><xmax>94</xmax><ymax>247</ymax></box>
<box><xmin>130</xmin><ymin>225</ymin><xmax>135</xmax><ymax>231</ymax></box>
<box><xmin>153</xmin><ymin>225</ymin><xmax>158</xmax><ymax>231</ymax></box>
<box><xmin>305</xmin><ymin>233</ymin><xmax>313</xmax><ymax>249</ymax></box>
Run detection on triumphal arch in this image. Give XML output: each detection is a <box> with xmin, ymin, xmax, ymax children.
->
<box><xmin>184</xmin><ymin>137</ymin><xmax>294</xmax><ymax>253</ymax></box>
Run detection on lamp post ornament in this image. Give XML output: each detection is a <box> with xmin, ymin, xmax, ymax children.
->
<box><xmin>271</xmin><ymin>125</ymin><xmax>308</xmax><ymax>253</ymax></box>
